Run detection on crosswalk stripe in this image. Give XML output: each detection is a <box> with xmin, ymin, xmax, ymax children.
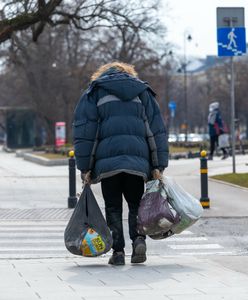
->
<box><xmin>178</xmin><ymin>230</ymin><xmax>193</xmax><ymax>235</ymax></box>
<box><xmin>0</xmin><ymin>233</ymin><xmax>63</xmax><ymax>238</ymax></box>
<box><xmin>178</xmin><ymin>251</ymin><xmax>235</xmax><ymax>256</ymax></box>
<box><xmin>160</xmin><ymin>251</ymin><xmax>237</xmax><ymax>258</ymax></box>
<box><xmin>0</xmin><ymin>235</ymin><xmax>63</xmax><ymax>239</ymax></box>
<box><xmin>165</xmin><ymin>237</ymin><xmax>208</xmax><ymax>242</ymax></box>
<box><xmin>169</xmin><ymin>244</ymin><xmax>224</xmax><ymax>250</ymax></box>
<box><xmin>0</xmin><ymin>222</ymin><xmax>67</xmax><ymax>226</ymax></box>
<box><xmin>0</xmin><ymin>240</ymin><xmax>63</xmax><ymax>244</ymax></box>
<box><xmin>0</xmin><ymin>247</ymin><xmax>66</xmax><ymax>251</ymax></box>
<box><xmin>0</xmin><ymin>227</ymin><xmax>65</xmax><ymax>231</ymax></box>
<box><xmin>0</xmin><ymin>222</ymin><xmax>235</xmax><ymax>258</ymax></box>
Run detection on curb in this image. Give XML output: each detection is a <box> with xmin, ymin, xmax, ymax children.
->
<box><xmin>23</xmin><ymin>153</ymin><xmax>68</xmax><ymax>166</ymax></box>
<box><xmin>16</xmin><ymin>149</ymin><xmax>33</xmax><ymax>158</ymax></box>
<box><xmin>169</xmin><ymin>152</ymin><xmax>200</xmax><ymax>160</ymax></box>
<box><xmin>209</xmin><ymin>177</ymin><xmax>248</xmax><ymax>192</ymax></box>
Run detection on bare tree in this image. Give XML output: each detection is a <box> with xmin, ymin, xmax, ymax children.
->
<box><xmin>1</xmin><ymin>0</ymin><xmax>168</xmax><ymax>144</ymax></box>
<box><xmin>0</xmin><ymin>0</ymin><xmax>160</xmax><ymax>44</ymax></box>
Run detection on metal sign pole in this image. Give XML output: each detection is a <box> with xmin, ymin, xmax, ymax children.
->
<box><xmin>230</xmin><ymin>56</ymin><xmax>236</xmax><ymax>173</ymax></box>
<box><xmin>229</xmin><ymin>16</ymin><xmax>236</xmax><ymax>174</ymax></box>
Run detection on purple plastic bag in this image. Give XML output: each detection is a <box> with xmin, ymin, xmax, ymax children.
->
<box><xmin>137</xmin><ymin>180</ymin><xmax>180</xmax><ymax>239</ymax></box>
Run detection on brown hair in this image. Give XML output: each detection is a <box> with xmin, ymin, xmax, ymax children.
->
<box><xmin>91</xmin><ymin>61</ymin><xmax>138</xmax><ymax>81</ymax></box>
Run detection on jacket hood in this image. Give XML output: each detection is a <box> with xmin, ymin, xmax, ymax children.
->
<box><xmin>209</xmin><ymin>102</ymin><xmax>219</xmax><ymax>112</ymax></box>
<box><xmin>87</xmin><ymin>69</ymin><xmax>155</xmax><ymax>101</ymax></box>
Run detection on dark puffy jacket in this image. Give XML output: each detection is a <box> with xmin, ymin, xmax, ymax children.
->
<box><xmin>73</xmin><ymin>69</ymin><xmax>168</xmax><ymax>183</ymax></box>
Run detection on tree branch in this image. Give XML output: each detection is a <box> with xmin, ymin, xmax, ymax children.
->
<box><xmin>0</xmin><ymin>0</ymin><xmax>62</xmax><ymax>43</ymax></box>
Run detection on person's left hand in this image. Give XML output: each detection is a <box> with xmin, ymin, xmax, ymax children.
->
<box><xmin>152</xmin><ymin>169</ymin><xmax>163</xmax><ymax>180</ymax></box>
<box><xmin>81</xmin><ymin>171</ymin><xmax>91</xmax><ymax>184</ymax></box>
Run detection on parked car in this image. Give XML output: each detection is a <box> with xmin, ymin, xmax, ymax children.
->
<box><xmin>177</xmin><ymin>133</ymin><xmax>186</xmax><ymax>142</ymax></box>
<box><xmin>175</xmin><ymin>133</ymin><xmax>206</xmax><ymax>142</ymax></box>
<box><xmin>187</xmin><ymin>133</ymin><xmax>203</xmax><ymax>142</ymax></box>
<box><xmin>168</xmin><ymin>134</ymin><xmax>177</xmax><ymax>143</ymax></box>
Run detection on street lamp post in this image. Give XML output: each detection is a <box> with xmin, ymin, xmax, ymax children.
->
<box><xmin>164</xmin><ymin>50</ymin><xmax>173</xmax><ymax>127</ymax></box>
<box><xmin>183</xmin><ymin>33</ymin><xmax>192</xmax><ymax>142</ymax></box>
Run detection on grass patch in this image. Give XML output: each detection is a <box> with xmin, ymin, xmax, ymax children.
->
<box><xmin>211</xmin><ymin>173</ymin><xmax>248</xmax><ymax>188</ymax></box>
<box><xmin>35</xmin><ymin>153</ymin><xmax>67</xmax><ymax>160</ymax></box>
<box><xmin>169</xmin><ymin>146</ymin><xmax>200</xmax><ymax>153</ymax></box>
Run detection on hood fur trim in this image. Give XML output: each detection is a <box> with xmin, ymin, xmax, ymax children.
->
<box><xmin>91</xmin><ymin>61</ymin><xmax>138</xmax><ymax>81</ymax></box>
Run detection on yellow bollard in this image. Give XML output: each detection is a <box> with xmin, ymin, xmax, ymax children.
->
<box><xmin>200</xmin><ymin>150</ymin><xmax>210</xmax><ymax>209</ymax></box>
<box><xmin>69</xmin><ymin>150</ymin><xmax>75</xmax><ymax>158</ymax></box>
<box><xmin>68</xmin><ymin>150</ymin><xmax>77</xmax><ymax>208</ymax></box>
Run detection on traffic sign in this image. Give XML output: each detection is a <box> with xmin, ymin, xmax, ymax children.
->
<box><xmin>168</xmin><ymin>100</ymin><xmax>176</xmax><ymax>111</ymax></box>
<box><xmin>168</xmin><ymin>100</ymin><xmax>176</xmax><ymax>118</ymax></box>
<box><xmin>217</xmin><ymin>27</ymin><xmax>246</xmax><ymax>56</ymax></box>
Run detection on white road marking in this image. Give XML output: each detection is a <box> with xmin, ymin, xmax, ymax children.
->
<box><xmin>0</xmin><ymin>247</ymin><xmax>66</xmax><ymax>251</ymax></box>
<box><xmin>169</xmin><ymin>244</ymin><xmax>223</xmax><ymax>250</ymax></box>
<box><xmin>178</xmin><ymin>230</ymin><xmax>193</xmax><ymax>235</ymax></box>
<box><xmin>166</xmin><ymin>237</ymin><xmax>208</xmax><ymax>242</ymax></box>
<box><xmin>181</xmin><ymin>251</ymin><xmax>235</xmax><ymax>256</ymax></box>
<box><xmin>0</xmin><ymin>227</ymin><xmax>65</xmax><ymax>231</ymax></box>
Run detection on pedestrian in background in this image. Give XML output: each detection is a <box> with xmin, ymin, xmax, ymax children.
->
<box><xmin>208</xmin><ymin>101</ymin><xmax>229</xmax><ymax>160</ymax></box>
<box><xmin>73</xmin><ymin>62</ymin><xmax>168</xmax><ymax>265</ymax></box>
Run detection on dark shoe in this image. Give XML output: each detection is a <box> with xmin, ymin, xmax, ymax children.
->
<box><xmin>131</xmin><ymin>237</ymin><xmax>147</xmax><ymax>264</ymax></box>
<box><xmin>108</xmin><ymin>251</ymin><xmax>125</xmax><ymax>265</ymax></box>
<box><xmin>208</xmin><ymin>155</ymin><xmax>213</xmax><ymax>160</ymax></box>
<box><xmin>221</xmin><ymin>154</ymin><xmax>229</xmax><ymax>160</ymax></box>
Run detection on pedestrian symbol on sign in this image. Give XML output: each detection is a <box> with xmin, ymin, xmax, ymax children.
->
<box><xmin>227</xmin><ymin>28</ymin><xmax>237</xmax><ymax>49</ymax></box>
<box><xmin>217</xmin><ymin>27</ymin><xmax>246</xmax><ymax>56</ymax></box>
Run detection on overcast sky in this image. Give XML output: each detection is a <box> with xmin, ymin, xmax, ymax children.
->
<box><xmin>162</xmin><ymin>0</ymin><xmax>248</xmax><ymax>58</ymax></box>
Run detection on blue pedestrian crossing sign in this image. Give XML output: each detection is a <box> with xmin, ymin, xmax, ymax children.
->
<box><xmin>168</xmin><ymin>100</ymin><xmax>176</xmax><ymax>118</ymax></box>
<box><xmin>168</xmin><ymin>100</ymin><xmax>176</xmax><ymax>111</ymax></box>
<box><xmin>217</xmin><ymin>27</ymin><xmax>246</xmax><ymax>56</ymax></box>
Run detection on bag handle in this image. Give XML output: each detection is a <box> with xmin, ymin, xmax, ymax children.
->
<box><xmin>81</xmin><ymin>184</ymin><xmax>91</xmax><ymax>223</ymax></box>
<box><xmin>88</xmin><ymin>119</ymin><xmax>100</xmax><ymax>170</ymax></box>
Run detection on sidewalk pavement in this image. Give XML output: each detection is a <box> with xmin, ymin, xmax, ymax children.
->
<box><xmin>1</xmin><ymin>255</ymin><xmax>248</xmax><ymax>300</ymax></box>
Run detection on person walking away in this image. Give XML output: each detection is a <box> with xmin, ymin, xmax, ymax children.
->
<box><xmin>208</xmin><ymin>101</ymin><xmax>228</xmax><ymax>160</ymax></box>
<box><xmin>73</xmin><ymin>62</ymin><xmax>169</xmax><ymax>265</ymax></box>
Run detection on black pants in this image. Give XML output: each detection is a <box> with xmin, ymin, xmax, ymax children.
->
<box><xmin>210</xmin><ymin>135</ymin><xmax>228</xmax><ymax>156</ymax></box>
<box><xmin>101</xmin><ymin>172</ymin><xmax>145</xmax><ymax>252</ymax></box>
<box><xmin>210</xmin><ymin>135</ymin><xmax>218</xmax><ymax>156</ymax></box>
